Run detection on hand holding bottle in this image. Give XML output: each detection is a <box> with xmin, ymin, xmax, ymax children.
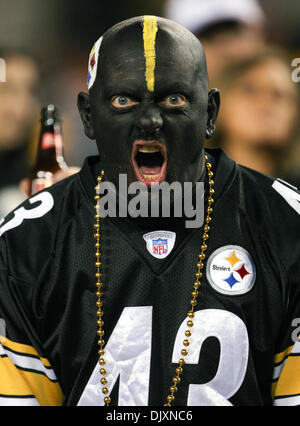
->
<box><xmin>20</xmin><ymin>166</ymin><xmax>80</xmax><ymax>197</ymax></box>
<box><xmin>20</xmin><ymin>104</ymin><xmax>80</xmax><ymax>197</ymax></box>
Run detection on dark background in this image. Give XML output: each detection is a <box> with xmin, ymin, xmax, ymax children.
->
<box><xmin>1</xmin><ymin>0</ymin><xmax>300</xmax><ymax>166</ymax></box>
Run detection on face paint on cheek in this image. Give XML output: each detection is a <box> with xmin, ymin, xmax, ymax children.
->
<box><xmin>142</xmin><ymin>16</ymin><xmax>158</xmax><ymax>92</ymax></box>
<box><xmin>88</xmin><ymin>36</ymin><xmax>103</xmax><ymax>90</ymax></box>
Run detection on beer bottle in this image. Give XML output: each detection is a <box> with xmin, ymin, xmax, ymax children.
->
<box><xmin>29</xmin><ymin>104</ymin><xmax>68</xmax><ymax>195</ymax></box>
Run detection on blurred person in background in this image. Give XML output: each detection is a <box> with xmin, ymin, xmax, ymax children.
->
<box><xmin>0</xmin><ymin>51</ymin><xmax>80</xmax><ymax>216</ymax></box>
<box><xmin>212</xmin><ymin>50</ymin><xmax>300</xmax><ymax>184</ymax></box>
<box><xmin>164</xmin><ymin>0</ymin><xmax>266</xmax><ymax>86</ymax></box>
<box><xmin>0</xmin><ymin>51</ymin><xmax>40</xmax><ymax>217</ymax></box>
<box><xmin>164</xmin><ymin>0</ymin><xmax>300</xmax><ymax>184</ymax></box>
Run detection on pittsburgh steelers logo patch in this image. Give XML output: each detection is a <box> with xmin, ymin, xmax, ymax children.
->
<box><xmin>206</xmin><ymin>245</ymin><xmax>256</xmax><ymax>296</ymax></box>
<box><xmin>87</xmin><ymin>36</ymin><xmax>103</xmax><ymax>90</ymax></box>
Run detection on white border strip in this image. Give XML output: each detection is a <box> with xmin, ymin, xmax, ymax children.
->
<box><xmin>273</xmin><ymin>394</ymin><xmax>300</xmax><ymax>406</ymax></box>
<box><xmin>0</xmin><ymin>396</ymin><xmax>40</xmax><ymax>406</ymax></box>
<box><xmin>0</xmin><ymin>345</ymin><xmax>57</xmax><ymax>381</ymax></box>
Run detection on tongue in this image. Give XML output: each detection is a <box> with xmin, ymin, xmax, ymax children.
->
<box><xmin>140</xmin><ymin>166</ymin><xmax>161</xmax><ymax>175</ymax></box>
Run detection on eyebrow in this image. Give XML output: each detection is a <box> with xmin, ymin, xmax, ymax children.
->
<box><xmin>101</xmin><ymin>65</ymin><xmax>206</xmax><ymax>98</ymax></box>
<box><xmin>102</xmin><ymin>78</ymin><xmax>145</xmax><ymax>98</ymax></box>
<box><xmin>154</xmin><ymin>80</ymin><xmax>195</xmax><ymax>98</ymax></box>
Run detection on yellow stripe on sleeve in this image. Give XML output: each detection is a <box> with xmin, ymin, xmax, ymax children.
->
<box><xmin>273</xmin><ymin>355</ymin><xmax>300</xmax><ymax>399</ymax></box>
<box><xmin>274</xmin><ymin>345</ymin><xmax>293</xmax><ymax>365</ymax></box>
<box><xmin>1</xmin><ymin>336</ymin><xmax>51</xmax><ymax>367</ymax></box>
<box><xmin>0</xmin><ymin>355</ymin><xmax>63</xmax><ymax>405</ymax></box>
<box><xmin>0</xmin><ymin>337</ymin><xmax>63</xmax><ymax>405</ymax></box>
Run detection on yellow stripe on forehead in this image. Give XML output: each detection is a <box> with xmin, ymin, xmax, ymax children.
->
<box><xmin>143</xmin><ymin>16</ymin><xmax>158</xmax><ymax>92</ymax></box>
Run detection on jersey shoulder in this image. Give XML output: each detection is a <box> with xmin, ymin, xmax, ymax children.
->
<box><xmin>0</xmin><ymin>171</ymin><xmax>86</xmax><ymax>283</ymax></box>
<box><xmin>208</xmin><ymin>148</ymin><xmax>300</xmax><ymax>223</ymax></box>
<box><xmin>237</xmin><ymin>164</ymin><xmax>300</xmax><ymax>221</ymax></box>
<box><xmin>235</xmin><ymin>164</ymin><xmax>300</xmax><ymax>272</ymax></box>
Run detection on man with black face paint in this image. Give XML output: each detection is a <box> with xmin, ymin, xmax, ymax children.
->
<box><xmin>78</xmin><ymin>16</ymin><xmax>217</xmax><ymax>190</ymax></box>
<box><xmin>0</xmin><ymin>16</ymin><xmax>300</xmax><ymax>407</ymax></box>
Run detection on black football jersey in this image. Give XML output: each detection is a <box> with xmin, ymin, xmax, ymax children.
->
<box><xmin>0</xmin><ymin>148</ymin><xmax>299</xmax><ymax>406</ymax></box>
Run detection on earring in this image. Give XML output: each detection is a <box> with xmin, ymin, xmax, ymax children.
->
<box><xmin>205</xmin><ymin>123</ymin><xmax>216</xmax><ymax>139</ymax></box>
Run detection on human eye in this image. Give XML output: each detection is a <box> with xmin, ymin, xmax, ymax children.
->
<box><xmin>160</xmin><ymin>94</ymin><xmax>187</xmax><ymax>108</ymax></box>
<box><xmin>111</xmin><ymin>95</ymin><xmax>138</xmax><ymax>109</ymax></box>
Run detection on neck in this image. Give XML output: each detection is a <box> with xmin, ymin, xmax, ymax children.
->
<box><xmin>127</xmin><ymin>166</ymin><xmax>207</xmax><ymax>229</ymax></box>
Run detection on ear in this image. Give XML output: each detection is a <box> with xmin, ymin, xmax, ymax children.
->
<box><xmin>77</xmin><ymin>91</ymin><xmax>95</xmax><ymax>140</ymax></box>
<box><xmin>206</xmin><ymin>88</ymin><xmax>220</xmax><ymax>139</ymax></box>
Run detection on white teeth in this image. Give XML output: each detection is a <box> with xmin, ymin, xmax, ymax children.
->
<box><xmin>138</xmin><ymin>145</ymin><xmax>160</xmax><ymax>153</ymax></box>
<box><xmin>143</xmin><ymin>173</ymin><xmax>160</xmax><ymax>180</ymax></box>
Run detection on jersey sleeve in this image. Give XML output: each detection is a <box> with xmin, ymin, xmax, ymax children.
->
<box><xmin>272</xmin><ymin>270</ymin><xmax>300</xmax><ymax>406</ymax></box>
<box><xmin>0</xmin><ymin>228</ymin><xmax>63</xmax><ymax>406</ymax></box>
<box><xmin>271</xmin><ymin>179</ymin><xmax>300</xmax><ymax>406</ymax></box>
<box><xmin>0</xmin><ymin>336</ymin><xmax>63</xmax><ymax>406</ymax></box>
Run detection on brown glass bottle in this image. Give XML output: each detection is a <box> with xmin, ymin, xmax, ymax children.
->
<box><xmin>29</xmin><ymin>104</ymin><xmax>68</xmax><ymax>195</ymax></box>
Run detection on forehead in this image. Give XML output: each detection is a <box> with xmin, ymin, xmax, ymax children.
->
<box><xmin>94</xmin><ymin>17</ymin><xmax>206</xmax><ymax>94</ymax></box>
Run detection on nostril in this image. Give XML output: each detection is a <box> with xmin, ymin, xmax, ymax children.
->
<box><xmin>135</xmin><ymin>108</ymin><xmax>163</xmax><ymax>134</ymax></box>
<box><xmin>154</xmin><ymin>124</ymin><xmax>161</xmax><ymax>132</ymax></box>
<box><xmin>154</xmin><ymin>115</ymin><xmax>163</xmax><ymax>129</ymax></box>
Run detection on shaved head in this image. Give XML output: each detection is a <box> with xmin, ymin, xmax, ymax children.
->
<box><xmin>78</xmin><ymin>15</ymin><xmax>219</xmax><ymax>192</ymax></box>
<box><xmin>88</xmin><ymin>16</ymin><xmax>208</xmax><ymax>95</ymax></box>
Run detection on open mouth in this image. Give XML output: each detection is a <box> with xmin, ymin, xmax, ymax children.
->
<box><xmin>132</xmin><ymin>140</ymin><xmax>167</xmax><ymax>186</ymax></box>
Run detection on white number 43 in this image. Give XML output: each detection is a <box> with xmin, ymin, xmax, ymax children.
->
<box><xmin>77</xmin><ymin>307</ymin><xmax>249</xmax><ymax>406</ymax></box>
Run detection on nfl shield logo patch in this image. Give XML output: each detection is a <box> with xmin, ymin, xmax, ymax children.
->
<box><xmin>153</xmin><ymin>238</ymin><xmax>168</xmax><ymax>255</ymax></box>
<box><xmin>143</xmin><ymin>231</ymin><xmax>176</xmax><ymax>259</ymax></box>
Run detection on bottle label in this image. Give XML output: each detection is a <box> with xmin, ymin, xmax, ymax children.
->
<box><xmin>41</xmin><ymin>132</ymin><xmax>55</xmax><ymax>150</ymax></box>
<box><xmin>31</xmin><ymin>177</ymin><xmax>54</xmax><ymax>194</ymax></box>
<box><xmin>41</xmin><ymin>132</ymin><xmax>63</xmax><ymax>153</ymax></box>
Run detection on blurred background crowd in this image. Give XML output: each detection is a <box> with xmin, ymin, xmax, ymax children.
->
<box><xmin>0</xmin><ymin>0</ymin><xmax>300</xmax><ymax>217</ymax></box>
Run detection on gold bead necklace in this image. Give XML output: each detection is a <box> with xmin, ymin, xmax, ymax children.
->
<box><xmin>94</xmin><ymin>155</ymin><xmax>214</xmax><ymax>406</ymax></box>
